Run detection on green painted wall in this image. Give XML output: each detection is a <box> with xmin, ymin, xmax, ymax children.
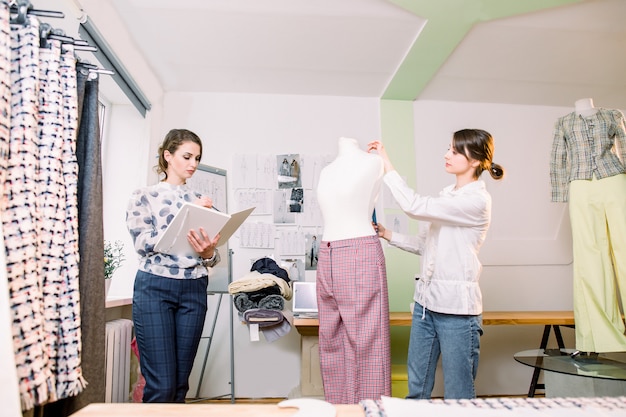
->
<box><xmin>380</xmin><ymin>100</ymin><xmax>418</xmax><ymax>313</ymax></box>
<box><xmin>380</xmin><ymin>99</ymin><xmax>416</xmax><ymax>364</ymax></box>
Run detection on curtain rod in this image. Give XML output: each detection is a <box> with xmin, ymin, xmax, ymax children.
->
<box><xmin>79</xmin><ymin>16</ymin><xmax>151</xmax><ymax>117</ymax></box>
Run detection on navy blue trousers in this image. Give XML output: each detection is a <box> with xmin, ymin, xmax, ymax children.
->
<box><xmin>132</xmin><ymin>270</ymin><xmax>208</xmax><ymax>402</ymax></box>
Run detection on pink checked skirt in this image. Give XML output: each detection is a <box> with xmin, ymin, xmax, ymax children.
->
<box><xmin>316</xmin><ymin>234</ymin><xmax>391</xmax><ymax>404</ymax></box>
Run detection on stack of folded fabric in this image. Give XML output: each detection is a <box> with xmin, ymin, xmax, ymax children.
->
<box><xmin>228</xmin><ymin>257</ymin><xmax>293</xmax><ymax>342</ymax></box>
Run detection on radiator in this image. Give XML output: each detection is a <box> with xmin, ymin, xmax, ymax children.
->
<box><xmin>105</xmin><ymin>319</ymin><xmax>134</xmax><ymax>403</ymax></box>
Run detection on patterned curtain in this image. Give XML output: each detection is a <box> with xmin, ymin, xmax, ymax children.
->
<box><xmin>5</xmin><ymin>13</ymin><xmax>51</xmax><ymax>410</ymax></box>
<box><xmin>0</xmin><ymin>3</ymin><xmax>103</xmax><ymax>414</ymax></box>
<box><xmin>61</xmin><ymin>64</ymin><xmax>106</xmax><ymax>415</ymax></box>
<box><xmin>38</xmin><ymin>55</ymin><xmax>106</xmax><ymax>417</ymax></box>
<box><xmin>0</xmin><ymin>1</ymin><xmax>22</xmax><ymax>416</ymax></box>
<box><xmin>37</xmin><ymin>36</ymin><xmax>84</xmax><ymax>400</ymax></box>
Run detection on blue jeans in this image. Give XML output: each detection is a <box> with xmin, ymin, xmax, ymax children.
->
<box><xmin>407</xmin><ymin>303</ymin><xmax>483</xmax><ymax>399</ymax></box>
<box><xmin>133</xmin><ymin>271</ymin><xmax>208</xmax><ymax>402</ymax></box>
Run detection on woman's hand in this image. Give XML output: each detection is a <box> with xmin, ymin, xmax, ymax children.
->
<box><xmin>373</xmin><ymin>222</ymin><xmax>391</xmax><ymax>241</ymax></box>
<box><xmin>188</xmin><ymin>228</ymin><xmax>220</xmax><ymax>259</ymax></box>
<box><xmin>194</xmin><ymin>196</ymin><xmax>214</xmax><ymax>209</ymax></box>
<box><xmin>367</xmin><ymin>140</ymin><xmax>395</xmax><ymax>173</ymax></box>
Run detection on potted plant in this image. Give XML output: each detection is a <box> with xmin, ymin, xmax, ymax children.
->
<box><xmin>104</xmin><ymin>240</ymin><xmax>125</xmax><ymax>296</ymax></box>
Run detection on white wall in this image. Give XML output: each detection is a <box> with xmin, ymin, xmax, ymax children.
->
<box><xmin>102</xmin><ymin>102</ymin><xmax>152</xmax><ymax>297</ymax></box>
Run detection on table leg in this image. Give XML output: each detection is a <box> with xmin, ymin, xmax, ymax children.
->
<box><xmin>528</xmin><ymin>325</ymin><xmax>552</xmax><ymax>397</ymax></box>
<box><xmin>553</xmin><ymin>325</ymin><xmax>567</xmax><ymax>349</ymax></box>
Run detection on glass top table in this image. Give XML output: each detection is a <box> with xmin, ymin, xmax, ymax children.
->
<box><xmin>515</xmin><ymin>349</ymin><xmax>626</xmax><ymax>381</ymax></box>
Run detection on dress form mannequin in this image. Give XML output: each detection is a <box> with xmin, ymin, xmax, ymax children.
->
<box><xmin>575</xmin><ymin>98</ymin><xmax>598</xmax><ymax>117</ymax></box>
<box><xmin>551</xmin><ymin>100</ymin><xmax>626</xmax><ymax>353</ymax></box>
<box><xmin>315</xmin><ymin>137</ymin><xmax>390</xmax><ymax>403</ymax></box>
<box><xmin>317</xmin><ymin>137</ymin><xmax>383</xmax><ymax>241</ymax></box>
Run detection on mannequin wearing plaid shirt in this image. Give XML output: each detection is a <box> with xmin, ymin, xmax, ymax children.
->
<box><xmin>550</xmin><ymin>98</ymin><xmax>626</xmax><ymax>353</ymax></box>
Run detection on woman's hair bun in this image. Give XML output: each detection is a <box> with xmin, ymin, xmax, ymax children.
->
<box><xmin>490</xmin><ymin>162</ymin><xmax>504</xmax><ymax>179</ymax></box>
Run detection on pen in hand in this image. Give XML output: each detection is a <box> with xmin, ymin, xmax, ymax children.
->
<box><xmin>195</xmin><ymin>196</ymin><xmax>219</xmax><ymax>211</ymax></box>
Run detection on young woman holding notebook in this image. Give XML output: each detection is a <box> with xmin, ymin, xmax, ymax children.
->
<box><xmin>126</xmin><ymin>128</ymin><xmax>220</xmax><ymax>403</ymax></box>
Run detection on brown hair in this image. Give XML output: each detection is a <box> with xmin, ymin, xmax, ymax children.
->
<box><xmin>452</xmin><ymin>129</ymin><xmax>504</xmax><ymax>180</ymax></box>
<box><xmin>156</xmin><ymin>129</ymin><xmax>203</xmax><ymax>180</ymax></box>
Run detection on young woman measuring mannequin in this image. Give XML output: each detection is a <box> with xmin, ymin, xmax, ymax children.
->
<box><xmin>368</xmin><ymin>129</ymin><xmax>504</xmax><ymax>399</ymax></box>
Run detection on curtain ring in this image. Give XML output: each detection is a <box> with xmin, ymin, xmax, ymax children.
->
<box><xmin>10</xmin><ymin>0</ymin><xmax>30</xmax><ymax>25</ymax></box>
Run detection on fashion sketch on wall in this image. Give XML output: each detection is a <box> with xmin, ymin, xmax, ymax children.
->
<box><xmin>273</xmin><ymin>189</ymin><xmax>295</xmax><ymax>224</ymax></box>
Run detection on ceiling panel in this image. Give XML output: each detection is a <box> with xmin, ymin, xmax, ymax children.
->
<box><xmin>419</xmin><ymin>0</ymin><xmax>626</xmax><ymax>108</ymax></box>
<box><xmin>109</xmin><ymin>0</ymin><xmax>426</xmax><ymax>96</ymax></box>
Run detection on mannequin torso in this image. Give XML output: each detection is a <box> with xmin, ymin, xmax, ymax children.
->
<box><xmin>317</xmin><ymin>137</ymin><xmax>383</xmax><ymax>241</ymax></box>
<box><xmin>575</xmin><ymin>98</ymin><xmax>598</xmax><ymax>117</ymax></box>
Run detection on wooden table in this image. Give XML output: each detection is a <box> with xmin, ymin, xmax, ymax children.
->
<box><xmin>69</xmin><ymin>403</ymin><xmax>363</xmax><ymax>417</ymax></box>
<box><xmin>294</xmin><ymin>310</ymin><xmax>575</xmax><ymax>331</ymax></box>
<box><xmin>294</xmin><ymin>310</ymin><xmax>575</xmax><ymax>397</ymax></box>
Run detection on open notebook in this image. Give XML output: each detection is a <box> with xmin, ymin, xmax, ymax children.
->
<box><xmin>154</xmin><ymin>203</ymin><xmax>255</xmax><ymax>257</ymax></box>
<box><xmin>292</xmin><ymin>281</ymin><xmax>318</xmax><ymax>318</ymax></box>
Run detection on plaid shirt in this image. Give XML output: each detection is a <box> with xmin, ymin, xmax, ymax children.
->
<box><xmin>550</xmin><ymin>108</ymin><xmax>626</xmax><ymax>202</ymax></box>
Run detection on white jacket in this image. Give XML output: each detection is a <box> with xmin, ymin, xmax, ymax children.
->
<box><xmin>384</xmin><ymin>170</ymin><xmax>491</xmax><ymax>315</ymax></box>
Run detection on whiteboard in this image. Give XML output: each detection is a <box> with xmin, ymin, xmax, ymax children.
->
<box><xmin>186</xmin><ymin>164</ymin><xmax>230</xmax><ymax>293</ymax></box>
